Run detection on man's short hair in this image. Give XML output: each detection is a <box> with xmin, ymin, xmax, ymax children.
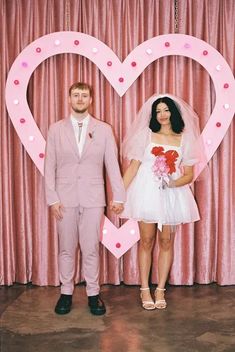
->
<box><xmin>69</xmin><ymin>82</ymin><xmax>93</xmax><ymax>97</ymax></box>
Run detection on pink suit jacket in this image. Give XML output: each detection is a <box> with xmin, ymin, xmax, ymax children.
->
<box><xmin>44</xmin><ymin>116</ymin><xmax>126</xmax><ymax>207</ymax></box>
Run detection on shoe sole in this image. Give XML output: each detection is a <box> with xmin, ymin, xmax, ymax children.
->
<box><xmin>54</xmin><ymin>308</ymin><xmax>71</xmax><ymax>315</ymax></box>
<box><xmin>90</xmin><ymin>309</ymin><xmax>106</xmax><ymax>316</ymax></box>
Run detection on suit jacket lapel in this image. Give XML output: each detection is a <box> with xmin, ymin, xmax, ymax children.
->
<box><xmin>64</xmin><ymin>117</ymin><xmax>80</xmax><ymax>158</ymax></box>
<box><xmin>81</xmin><ymin>117</ymin><xmax>97</xmax><ymax>159</ymax></box>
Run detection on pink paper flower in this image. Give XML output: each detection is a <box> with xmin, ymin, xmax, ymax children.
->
<box><xmin>152</xmin><ymin>155</ymin><xmax>170</xmax><ymax>178</ymax></box>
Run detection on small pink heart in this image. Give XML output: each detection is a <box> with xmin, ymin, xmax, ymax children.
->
<box><xmin>101</xmin><ymin>217</ymin><xmax>140</xmax><ymax>259</ymax></box>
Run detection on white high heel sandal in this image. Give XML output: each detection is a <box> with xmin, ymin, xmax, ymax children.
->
<box><xmin>155</xmin><ymin>287</ymin><xmax>167</xmax><ymax>309</ymax></box>
<box><xmin>140</xmin><ymin>287</ymin><xmax>155</xmax><ymax>310</ymax></box>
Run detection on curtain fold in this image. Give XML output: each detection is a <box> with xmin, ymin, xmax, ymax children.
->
<box><xmin>0</xmin><ymin>0</ymin><xmax>234</xmax><ymax>287</ymax></box>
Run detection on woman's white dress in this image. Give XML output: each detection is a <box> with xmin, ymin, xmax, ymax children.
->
<box><xmin>121</xmin><ymin>141</ymin><xmax>200</xmax><ymax>227</ymax></box>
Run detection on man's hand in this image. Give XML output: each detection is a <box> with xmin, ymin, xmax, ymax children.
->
<box><xmin>51</xmin><ymin>202</ymin><xmax>65</xmax><ymax>220</ymax></box>
<box><xmin>110</xmin><ymin>201</ymin><xmax>124</xmax><ymax>215</ymax></box>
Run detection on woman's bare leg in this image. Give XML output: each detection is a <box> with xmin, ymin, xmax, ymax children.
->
<box><xmin>155</xmin><ymin>225</ymin><xmax>175</xmax><ymax>308</ymax></box>
<box><xmin>138</xmin><ymin>222</ymin><xmax>156</xmax><ymax>306</ymax></box>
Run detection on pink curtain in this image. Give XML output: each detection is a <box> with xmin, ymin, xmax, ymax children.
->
<box><xmin>1</xmin><ymin>0</ymin><xmax>234</xmax><ymax>287</ymax></box>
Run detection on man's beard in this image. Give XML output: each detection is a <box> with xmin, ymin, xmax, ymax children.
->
<box><xmin>72</xmin><ymin>107</ymin><xmax>87</xmax><ymax>114</ymax></box>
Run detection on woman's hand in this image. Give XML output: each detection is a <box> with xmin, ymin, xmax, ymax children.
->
<box><xmin>168</xmin><ymin>166</ymin><xmax>194</xmax><ymax>188</ymax></box>
<box><xmin>167</xmin><ymin>179</ymin><xmax>176</xmax><ymax>188</ymax></box>
<box><xmin>110</xmin><ymin>201</ymin><xmax>124</xmax><ymax>214</ymax></box>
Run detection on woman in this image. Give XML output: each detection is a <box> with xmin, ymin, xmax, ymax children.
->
<box><xmin>121</xmin><ymin>94</ymin><xmax>202</xmax><ymax>310</ymax></box>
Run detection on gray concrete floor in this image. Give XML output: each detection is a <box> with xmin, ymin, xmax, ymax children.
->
<box><xmin>0</xmin><ymin>283</ymin><xmax>235</xmax><ymax>352</ymax></box>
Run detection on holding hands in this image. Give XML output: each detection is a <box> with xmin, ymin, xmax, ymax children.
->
<box><xmin>51</xmin><ymin>201</ymin><xmax>124</xmax><ymax>219</ymax></box>
<box><xmin>110</xmin><ymin>201</ymin><xmax>124</xmax><ymax>214</ymax></box>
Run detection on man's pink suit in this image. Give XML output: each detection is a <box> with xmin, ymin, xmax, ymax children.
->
<box><xmin>44</xmin><ymin>116</ymin><xmax>125</xmax><ymax>296</ymax></box>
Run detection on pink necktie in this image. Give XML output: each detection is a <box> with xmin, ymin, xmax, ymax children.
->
<box><xmin>78</xmin><ymin>122</ymin><xmax>83</xmax><ymax>143</ymax></box>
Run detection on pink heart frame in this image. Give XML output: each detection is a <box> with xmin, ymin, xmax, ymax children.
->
<box><xmin>5</xmin><ymin>32</ymin><xmax>235</xmax><ymax>258</ymax></box>
<box><xmin>5</xmin><ymin>32</ymin><xmax>235</xmax><ymax>176</ymax></box>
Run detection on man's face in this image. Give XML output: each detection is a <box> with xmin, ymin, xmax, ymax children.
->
<box><xmin>69</xmin><ymin>88</ymin><xmax>92</xmax><ymax>114</ymax></box>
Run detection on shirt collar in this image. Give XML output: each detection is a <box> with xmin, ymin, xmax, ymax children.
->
<box><xmin>70</xmin><ymin>114</ymin><xmax>90</xmax><ymax>126</ymax></box>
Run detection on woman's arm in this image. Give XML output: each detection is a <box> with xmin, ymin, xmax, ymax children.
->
<box><xmin>169</xmin><ymin>165</ymin><xmax>194</xmax><ymax>188</ymax></box>
<box><xmin>123</xmin><ymin>159</ymin><xmax>141</xmax><ymax>189</ymax></box>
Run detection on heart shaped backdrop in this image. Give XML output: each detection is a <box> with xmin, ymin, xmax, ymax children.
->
<box><xmin>5</xmin><ymin>32</ymin><xmax>235</xmax><ymax>258</ymax></box>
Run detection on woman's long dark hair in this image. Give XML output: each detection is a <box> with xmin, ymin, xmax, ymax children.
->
<box><xmin>149</xmin><ymin>97</ymin><xmax>185</xmax><ymax>133</ymax></box>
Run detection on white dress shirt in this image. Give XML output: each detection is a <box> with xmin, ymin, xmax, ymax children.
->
<box><xmin>71</xmin><ymin>114</ymin><xmax>90</xmax><ymax>155</ymax></box>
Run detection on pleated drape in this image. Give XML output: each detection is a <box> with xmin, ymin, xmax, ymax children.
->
<box><xmin>0</xmin><ymin>0</ymin><xmax>234</xmax><ymax>286</ymax></box>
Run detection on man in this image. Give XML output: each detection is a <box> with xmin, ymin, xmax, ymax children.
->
<box><xmin>44</xmin><ymin>82</ymin><xmax>125</xmax><ymax>316</ymax></box>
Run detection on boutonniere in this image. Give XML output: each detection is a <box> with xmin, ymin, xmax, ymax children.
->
<box><xmin>88</xmin><ymin>131</ymin><xmax>94</xmax><ymax>139</ymax></box>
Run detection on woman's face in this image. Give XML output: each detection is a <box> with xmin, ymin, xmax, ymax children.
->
<box><xmin>156</xmin><ymin>102</ymin><xmax>171</xmax><ymax>126</ymax></box>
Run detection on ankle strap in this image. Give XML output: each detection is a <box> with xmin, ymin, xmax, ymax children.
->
<box><xmin>140</xmin><ymin>287</ymin><xmax>150</xmax><ymax>291</ymax></box>
<box><xmin>156</xmin><ymin>287</ymin><xmax>166</xmax><ymax>291</ymax></box>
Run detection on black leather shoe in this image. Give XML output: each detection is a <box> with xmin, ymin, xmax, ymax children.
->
<box><xmin>88</xmin><ymin>295</ymin><xmax>106</xmax><ymax>316</ymax></box>
<box><xmin>55</xmin><ymin>294</ymin><xmax>72</xmax><ymax>315</ymax></box>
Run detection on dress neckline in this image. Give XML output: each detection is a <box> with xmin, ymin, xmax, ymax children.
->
<box><xmin>150</xmin><ymin>142</ymin><xmax>181</xmax><ymax>149</ymax></box>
